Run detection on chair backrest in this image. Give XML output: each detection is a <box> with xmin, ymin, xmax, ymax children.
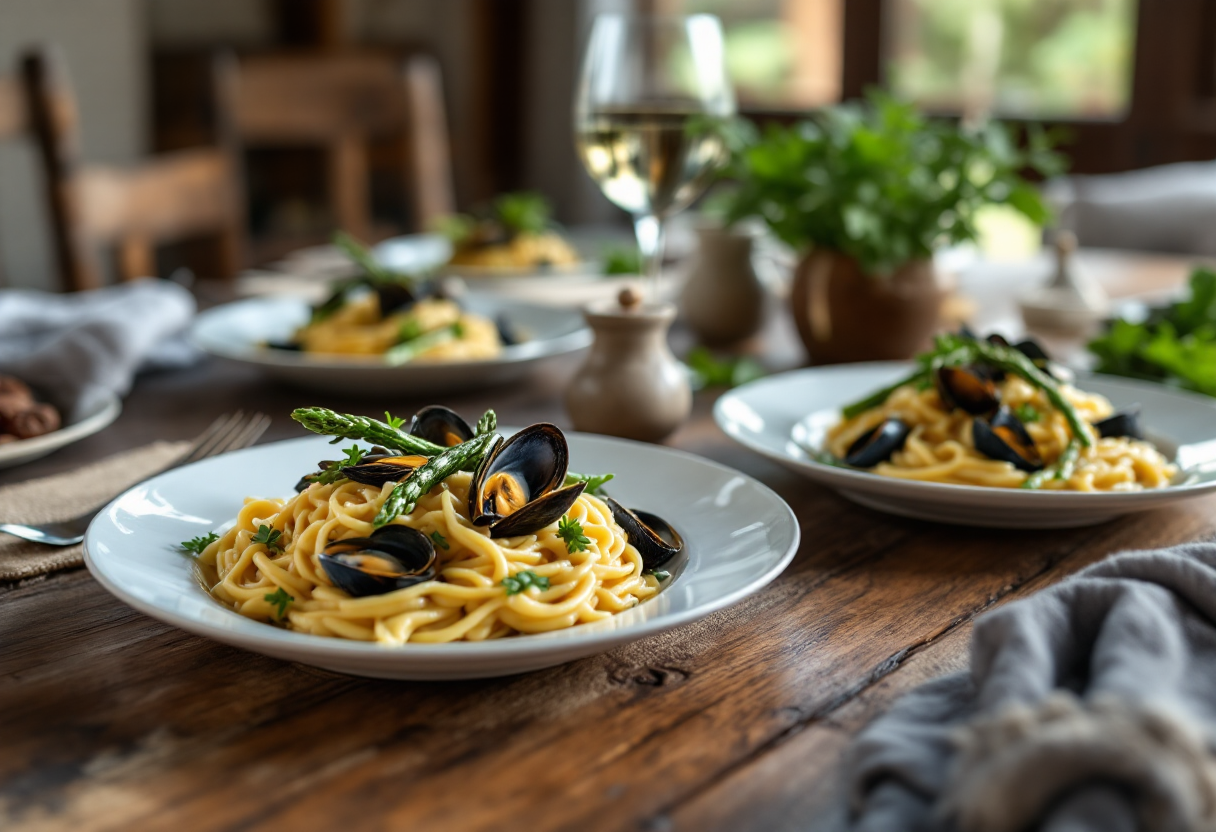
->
<box><xmin>21</xmin><ymin>47</ymin><xmax>243</xmax><ymax>290</ymax></box>
<box><xmin>218</xmin><ymin>50</ymin><xmax>455</xmax><ymax>243</ymax></box>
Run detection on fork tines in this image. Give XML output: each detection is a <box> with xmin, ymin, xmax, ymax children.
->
<box><xmin>180</xmin><ymin>412</ymin><xmax>271</xmax><ymax>466</ymax></box>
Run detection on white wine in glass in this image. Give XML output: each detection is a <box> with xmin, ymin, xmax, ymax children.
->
<box><xmin>574</xmin><ymin>15</ymin><xmax>735</xmax><ymax>298</ymax></box>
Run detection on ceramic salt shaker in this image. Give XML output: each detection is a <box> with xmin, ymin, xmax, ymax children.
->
<box><xmin>1019</xmin><ymin>230</ymin><xmax>1109</xmax><ymax>337</ymax></box>
<box><xmin>565</xmin><ymin>287</ymin><xmax>692</xmax><ymax>443</ymax></box>
<box><xmin>679</xmin><ymin>223</ymin><xmax>766</xmax><ymax>346</ymax></box>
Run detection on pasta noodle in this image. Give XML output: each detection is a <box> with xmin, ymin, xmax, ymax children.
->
<box><xmin>295</xmin><ymin>295</ymin><xmax>502</xmax><ymax>360</ymax></box>
<box><xmin>826</xmin><ymin>375</ymin><xmax>1176</xmax><ymax>491</ymax></box>
<box><xmin>197</xmin><ymin>472</ymin><xmax>661</xmax><ymax>644</ymax></box>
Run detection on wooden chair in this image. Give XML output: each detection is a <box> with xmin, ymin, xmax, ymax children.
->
<box><xmin>216</xmin><ymin>50</ymin><xmax>455</xmax><ymax>245</ymax></box>
<box><xmin>20</xmin><ymin>46</ymin><xmax>244</xmax><ymax>291</ymax></box>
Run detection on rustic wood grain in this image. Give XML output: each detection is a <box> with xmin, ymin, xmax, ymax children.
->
<box><xmin>2</xmin><ymin>280</ymin><xmax>1212</xmax><ymax>830</ymax></box>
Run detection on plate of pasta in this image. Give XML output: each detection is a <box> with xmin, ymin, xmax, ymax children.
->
<box><xmin>715</xmin><ymin>333</ymin><xmax>1216</xmax><ymax>528</ymax></box>
<box><xmin>83</xmin><ymin>405</ymin><xmax>799</xmax><ymax>679</ymax></box>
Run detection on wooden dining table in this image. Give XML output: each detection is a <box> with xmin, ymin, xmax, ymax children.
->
<box><xmin>4</xmin><ymin>254</ymin><xmax>1215</xmax><ymax>832</ymax></box>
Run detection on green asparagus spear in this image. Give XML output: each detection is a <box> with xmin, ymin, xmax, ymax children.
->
<box><xmin>374</xmin><ymin>431</ymin><xmax>499</xmax><ymax>527</ymax></box>
<box><xmin>841</xmin><ymin>369</ymin><xmax>931</xmax><ymax>419</ymax></box>
<box><xmin>291</xmin><ymin>408</ymin><xmax>444</xmax><ymax>455</ymax></box>
<box><xmin>1021</xmin><ymin>439</ymin><xmax>1081</xmax><ymax>489</ymax></box>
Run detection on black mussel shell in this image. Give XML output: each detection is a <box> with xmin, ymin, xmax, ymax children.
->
<box><xmin>986</xmin><ymin>333</ymin><xmax>1012</xmax><ymax>348</ymax></box>
<box><xmin>844</xmin><ymin>419</ymin><xmax>911</xmax><ymax>468</ymax></box>
<box><xmin>469</xmin><ymin>423</ymin><xmax>580</xmax><ymax>537</ymax></box>
<box><xmin>973</xmin><ymin>407</ymin><xmax>1044</xmax><ymax>472</ymax></box>
<box><xmin>1093</xmin><ymin>407</ymin><xmax>1144</xmax><ymax>440</ymax></box>
<box><xmin>1014</xmin><ymin>338</ymin><xmax>1050</xmax><ymax>363</ymax></box>
<box><xmin>606</xmin><ymin>498</ymin><xmax>684</xmax><ymax>571</ymax></box>
<box><xmin>410</xmin><ymin>405</ymin><xmax>474</xmax><ymax>447</ymax></box>
<box><xmin>343</xmin><ymin>454</ymin><xmax>429</xmax><ymax>486</ymax></box>
<box><xmin>496</xmin><ymin>314</ymin><xmax>520</xmax><ymax>347</ymax></box>
<box><xmin>267</xmin><ymin>339</ymin><xmax>303</xmax><ymax>351</ymax></box>
<box><xmin>374</xmin><ymin>282</ymin><xmax>416</xmax><ymax>316</ymax></box>
<box><xmin>936</xmin><ymin>366</ymin><xmax>1001</xmax><ymax>415</ymax></box>
<box><xmin>319</xmin><ymin>525</ymin><xmax>437</xmax><ymax>597</ymax></box>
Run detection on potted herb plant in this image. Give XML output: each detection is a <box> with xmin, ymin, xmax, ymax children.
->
<box><xmin>716</xmin><ymin>93</ymin><xmax>1063</xmax><ymax>364</ymax></box>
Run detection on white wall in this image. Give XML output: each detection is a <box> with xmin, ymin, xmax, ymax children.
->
<box><xmin>0</xmin><ymin>0</ymin><xmax>147</xmax><ymax>290</ymax></box>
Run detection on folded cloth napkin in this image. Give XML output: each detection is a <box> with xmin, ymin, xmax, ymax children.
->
<box><xmin>0</xmin><ymin>279</ymin><xmax>198</xmax><ymax>418</ymax></box>
<box><xmin>847</xmin><ymin>543</ymin><xmax>1216</xmax><ymax>832</ymax></box>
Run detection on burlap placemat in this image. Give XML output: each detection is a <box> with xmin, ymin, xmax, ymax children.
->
<box><xmin>0</xmin><ymin>441</ymin><xmax>190</xmax><ymax>581</ymax></box>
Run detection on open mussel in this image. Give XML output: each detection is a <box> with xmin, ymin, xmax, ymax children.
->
<box><xmin>844</xmin><ymin>418</ymin><xmax>911</xmax><ymax>468</ymax></box>
<box><xmin>605</xmin><ymin>498</ymin><xmax>683</xmax><ymax>571</ymax></box>
<box><xmin>1093</xmin><ymin>407</ymin><xmax>1144</xmax><ymax>440</ymax></box>
<box><xmin>410</xmin><ymin>405</ymin><xmax>473</xmax><ymax>447</ymax></box>
<box><xmin>468</xmin><ymin>423</ymin><xmax>586</xmax><ymax>538</ymax></box>
<box><xmin>973</xmin><ymin>406</ymin><xmax>1044</xmax><ymax>472</ymax></box>
<box><xmin>319</xmin><ymin>525</ymin><xmax>437</xmax><ymax>597</ymax></box>
<box><xmin>936</xmin><ymin>366</ymin><xmax>1000</xmax><ymax>416</ymax></box>
<box><xmin>343</xmin><ymin>453</ymin><xmax>428</xmax><ymax>486</ymax></box>
<box><xmin>373</xmin><ymin>282</ymin><xmax>416</xmax><ymax>316</ymax></box>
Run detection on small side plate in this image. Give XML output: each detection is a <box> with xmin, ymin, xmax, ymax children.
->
<box><xmin>0</xmin><ymin>392</ymin><xmax>122</xmax><ymax>470</ymax></box>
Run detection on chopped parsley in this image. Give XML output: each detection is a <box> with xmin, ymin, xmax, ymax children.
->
<box><xmin>431</xmin><ymin>530</ymin><xmax>450</xmax><ymax>550</ymax></box>
<box><xmin>501</xmin><ymin>570</ymin><xmax>550</xmax><ymax>595</ymax></box>
<box><xmin>314</xmin><ymin>445</ymin><xmax>368</xmax><ymax>485</ymax></box>
<box><xmin>264</xmin><ymin>587</ymin><xmax>294</xmax><ymax>619</ymax></box>
<box><xmin>564</xmin><ymin>471</ymin><xmax>614</xmax><ymax>496</ymax></box>
<box><xmin>1014</xmin><ymin>403</ymin><xmax>1042</xmax><ymax>424</ymax></box>
<box><xmin>647</xmin><ymin>569</ymin><xmax>671</xmax><ymax>582</ymax></box>
<box><xmin>252</xmin><ymin>524</ymin><xmax>283</xmax><ymax>552</ymax></box>
<box><xmin>384</xmin><ymin>411</ymin><xmax>407</xmax><ymax>430</ymax></box>
<box><xmin>180</xmin><ymin>532</ymin><xmax>219</xmax><ymax>555</ymax></box>
<box><xmin>557</xmin><ymin>515</ymin><xmax>591</xmax><ymax>554</ymax></box>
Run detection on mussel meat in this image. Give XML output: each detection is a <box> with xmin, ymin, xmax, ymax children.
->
<box><xmin>973</xmin><ymin>407</ymin><xmax>1044</xmax><ymax>472</ymax></box>
<box><xmin>343</xmin><ymin>453</ymin><xmax>429</xmax><ymax>486</ymax></box>
<box><xmin>468</xmin><ymin>423</ymin><xmax>586</xmax><ymax>538</ymax></box>
<box><xmin>319</xmin><ymin>525</ymin><xmax>437</xmax><ymax>597</ymax></box>
<box><xmin>936</xmin><ymin>366</ymin><xmax>1001</xmax><ymax>415</ymax></box>
<box><xmin>409</xmin><ymin>405</ymin><xmax>474</xmax><ymax>447</ymax></box>
<box><xmin>605</xmin><ymin>498</ymin><xmax>683</xmax><ymax>571</ymax></box>
<box><xmin>1093</xmin><ymin>407</ymin><xmax>1144</xmax><ymax>440</ymax></box>
<box><xmin>844</xmin><ymin>418</ymin><xmax>911</xmax><ymax>468</ymax></box>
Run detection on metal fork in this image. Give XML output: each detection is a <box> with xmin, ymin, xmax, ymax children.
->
<box><xmin>0</xmin><ymin>411</ymin><xmax>271</xmax><ymax>546</ymax></box>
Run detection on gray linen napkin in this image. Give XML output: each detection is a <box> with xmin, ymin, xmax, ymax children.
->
<box><xmin>0</xmin><ymin>279</ymin><xmax>198</xmax><ymax>418</ymax></box>
<box><xmin>847</xmin><ymin>542</ymin><xmax>1216</xmax><ymax>832</ymax></box>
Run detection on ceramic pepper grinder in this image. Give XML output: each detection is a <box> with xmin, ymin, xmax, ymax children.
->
<box><xmin>679</xmin><ymin>223</ymin><xmax>765</xmax><ymax>346</ymax></box>
<box><xmin>565</xmin><ymin>287</ymin><xmax>692</xmax><ymax>443</ymax></box>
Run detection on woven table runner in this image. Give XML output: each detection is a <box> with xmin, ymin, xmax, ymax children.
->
<box><xmin>0</xmin><ymin>441</ymin><xmax>189</xmax><ymax>581</ymax></box>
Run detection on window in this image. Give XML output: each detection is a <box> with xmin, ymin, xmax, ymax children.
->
<box><xmin>885</xmin><ymin>0</ymin><xmax>1138</xmax><ymax>121</ymax></box>
<box><xmin>666</xmin><ymin>0</ymin><xmax>843</xmax><ymax>109</ymax></box>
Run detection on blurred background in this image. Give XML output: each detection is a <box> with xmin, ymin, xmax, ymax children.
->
<box><xmin>0</xmin><ymin>0</ymin><xmax>1207</xmax><ymax>290</ymax></box>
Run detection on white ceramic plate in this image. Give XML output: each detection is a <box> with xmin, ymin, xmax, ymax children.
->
<box><xmin>83</xmin><ymin>432</ymin><xmax>800</xmax><ymax>680</ymax></box>
<box><xmin>715</xmin><ymin>363</ymin><xmax>1216</xmax><ymax>529</ymax></box>
<box><xmin>0</xmin><ymin>392</ymin><xmax>121</xmax><ymax>470</ymax></box>
<box><xmin>190</xmin><ymin>295</ymin><xmax>591</xmax><ymax>396</ymax></box>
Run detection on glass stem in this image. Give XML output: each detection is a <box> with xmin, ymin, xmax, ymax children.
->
<box><xmin>633</xmin><ymin>213</ymin><xmax>666</xmax><ymax>301</ymax></box>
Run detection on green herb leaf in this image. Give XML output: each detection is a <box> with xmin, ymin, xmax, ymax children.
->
<box><xmin>601</xmin><ymin>245</ymin><xmax>642</xmax><ymax>276</ymax></box>
<box><xmin>264</xmin><ymin>587</ymin><xmax>294</xmax><ymax>619</ymax></box>
<box><xmin>1014</xmin><ymin>403</ymin><xmax>1041</xmax><ymax>424</ymax></box>
<box><xmin>493</xmin><ymin>192</ymin><xmax>552</xmax><ymax>235</ymax></box>
<box><xmin>181</xmin><ymin>532</ymin><xmax>219</xmax><ymax>555</ymax></box>
<box><xmin>646</xmin><ymin>569</ymin><xmax>671</xmax><ymax>582</ymax></box>
<box><xmin>252</xmin><ymin>524</ymin><xmax>283</xmax><ymax>552</ymax></box>
<box><xmin>557</xmin><ymin>515</ymin><xmax>591</xmax><ymax>554</ymax></box>
<box><xmin>384</xmin><ymin>412</ymin><xmax>407</xmax><ymax>430</ymax></box>
<box><xmin>431</xmin><ymin>530</ymin><xmax>450</xmax><ymax>550</ymax></box>
<box><xmin>501</xmin><ymin>569</ymin><xmax>550</xmax><ymax>595</ymax></box>
<box><xmin>686</xmin><ymin>346</ymin><xmax>766</xmax><ymax>390</ymax></box>
<box><xmin>564</xmin><ymin>471</ymin><xmax>614</xmax><ymax>496</ymax></box>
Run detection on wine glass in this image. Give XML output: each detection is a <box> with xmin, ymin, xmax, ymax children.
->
<box><xmin>574</xmin><ymin>13</ymin><xmax>735</xmax><ymax>299</ymax></box>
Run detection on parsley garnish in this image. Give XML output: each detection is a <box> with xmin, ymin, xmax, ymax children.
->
<box><xmin>501</xmin><ymin>570</ymin><xmax>550</xmax><ymax>595</ymax></box>
<box><xmin>557</xmin><ymin>515</ymin><xmax>591</xmax><ymax>554</ymax></box>
<box><xmin>647</xmin><ymin>569</ymin><xmax>671</xmax><ymax>582</ymax></box>
<box><xmin>181</xmin><ymin>532</ymin><xmax>219</xmax><ymax>555</ymax></box>
<box><xmin>686</xmin><ymin>346</ymin><xmax>766</xmax><ymax>390</ymax></box>
<box><xmin>397</xmin><ymin>319</ymin><xmax>423</xmax><ymax>344</ymax></box>
<box><xmin>564</xmin><ymin>471</ymin><xmax>614</xmax><ymax>496</ymax></box>
<box><xmin>384</xmin><ymin>411</ymin><xmax>407</xmax><ymax>430</ymax></box>
<box><xmin>431</xmin><ymin>530</ymin><xmax>450</xmax><ymax>550</ymax></box>
<box><xmin>264</xmin><ymin>587</ymin><xmax>294</xmax><ymax>619</ymax></box>
<box><xmin>313</xmin><ymin>445</ymin><xmax>368</xmax><ymax>485</ymax></box>
<box><xmin>1014</xmin><ymin>403</ymin><xmax>1042</xmax><ymax>424</ymax></box>
<box><xmin>252</xmin><ymin>524</ymin><xmax>283</xmax><ymax>552</ymax></box>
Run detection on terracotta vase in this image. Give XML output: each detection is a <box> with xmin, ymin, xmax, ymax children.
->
<box><xmin>789</xmin><ymin>251</ymin><xmax>944</xmax><ymax>365</ymax></box>
<box><xmin>679</xmin><ymin>225</ymin><xmax>765</xmax><ymax>346</ymax></box>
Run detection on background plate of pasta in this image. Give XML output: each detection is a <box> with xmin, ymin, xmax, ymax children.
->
<box><xmin>715</xmin><ymin>334</ymin><xmax>1216</xmax><ymax>528</ymax></box>
<box><xmin>82</xmin><ymin>407</ymin><xmax>798</xmax><ymax>680</ymax></box>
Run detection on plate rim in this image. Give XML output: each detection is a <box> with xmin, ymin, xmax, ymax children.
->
<box><xmin>0</xmin><ymin>391</ymin><xmax>122</xmax><ymax>464</ymax></box>
<box><xmin>714</xmin><ymin>362</ymin><xmax>1216</xmax><ymax>504</ymax></box>
<box><xmin>83</xmin><ymin>432</ymin><xmax>801</xmax><ymax>662</ymax></box>
<box><xmin>189</xmin><ymin>295</ymin><xmax>592</xmax><ymax>371</ymax></box>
